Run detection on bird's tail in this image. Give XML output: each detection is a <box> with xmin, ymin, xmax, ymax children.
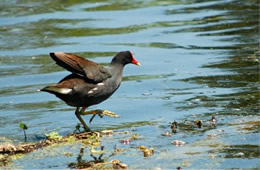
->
<box><xmin>40</xmin><ymin>85</ymin><xmax>72</xmax><ymax>95</ymax></box>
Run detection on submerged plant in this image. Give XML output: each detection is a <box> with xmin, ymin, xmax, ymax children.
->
<box><xmin>73</xmin><ymin>123</ymin><xmax>82</xmax><ymax>133</ymax></box>
<box><xmin>19</xmin><ymin>123</ymin><xmax>28</xmax><ymax>142</ymax></box>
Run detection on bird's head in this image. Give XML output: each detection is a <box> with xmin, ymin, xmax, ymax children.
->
<box><xmin>111</xmin><ymin>51</ymin><xmax>140</xmax><ymax>66</ymax></box>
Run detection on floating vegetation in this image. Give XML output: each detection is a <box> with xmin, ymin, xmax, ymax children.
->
<box><xmin>111</xmin><ymin>160</ymin><xmax>128</xmax><ymax>169</ymax></box>
<box><xmin>0</xmin><ymin>129</ymin><xmax>143</xmax><ymax>168</ymax></box>
<box><xmin>172</xmin><ymin>140</ymin><xmax>186</xmax><ymax>146</ymax></box>
<box><xmin>161</xmin><ymin>131</ymin><xmax>172</xmax><ymax>137</ymax></box>
<box><xmin>207</xmin><ymin>134</ymin><xmax>217</xmax><ymax>138</ymax></box>
<box><xmin>194</xmin><ymin>120</ymin><xmax>203</xmax><ymax>128</ymax></box>
<box><xmin>138</xmin><ymin>145</ymin><xmax>154</xmax><ymax>157</ymax></box>
<box><xmin>210</xmin><ymin>115</ymin><xmax>216</xmax><ymax>127</ymax></box>
<box><xmin>120</xmin><ymin>133</ymin><xmax>141</xmax><ymax>145</ymax></box>
<box><xmin>101</xmin><ymin>130</ymin><xmax>114</xmax><ymax>136</ymax></box>
<box><xmin>45</xmin><ymin>131</ymin><xmax>62</xmax><ymax>140</ymax></box>
<box><xmin>171</xmin><ymin>121</ymin><xmax>178</xmax><ymax>133</ymax></box>
<box><xmin>0</xmin><ymin>131</ymin><xmax>100</xmax><ymax>166</ymax></box>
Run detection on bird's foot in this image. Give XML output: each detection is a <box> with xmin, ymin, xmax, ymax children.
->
<box><xmin>80</xmin><ymin>109</ymin><xmax>120</xmax><ymax>123</ymax></box>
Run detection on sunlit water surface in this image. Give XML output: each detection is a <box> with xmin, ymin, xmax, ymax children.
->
<box><xmin>0</xmin><ymin>0</ymin><xmax>259</xmax><ymax>169</ymax></box>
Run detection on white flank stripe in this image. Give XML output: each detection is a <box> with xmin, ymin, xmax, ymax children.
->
<box><xmin>97</xmin><ymin>82</ymin><xmax>104</xmax><ymax>86</ymax></box>
<box><xmin>88</xmin><ymin>90</ymin><xmax>93</xmax><ymax>94</ymax></box>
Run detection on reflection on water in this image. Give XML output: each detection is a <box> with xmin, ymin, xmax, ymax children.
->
<box><xmin>0</xmin><ymin>0</ymin><xmax>259</xmax><ymax>169</ymax></box>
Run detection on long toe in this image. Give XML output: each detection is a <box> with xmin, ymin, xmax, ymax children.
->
<box><xmin>89</xmin><ymin>114</ymin><xmax>97</xmax><ymax>124</ymax></box>
<box><xmin>102</xmin><ymin>110</ymin><xmax>120</xmax><ymax>118</ymax></box>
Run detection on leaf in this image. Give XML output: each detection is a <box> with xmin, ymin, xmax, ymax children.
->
<box><xmin>45</xmin><ymin>132</ymin><xmax>62</xmax><ymax>140</ymax></box>
<box><xmin>19</xmin><ymin>123</ymin><xmax>28</xmax><ymax>130</ymax></box>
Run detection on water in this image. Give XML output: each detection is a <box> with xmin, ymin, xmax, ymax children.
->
<box><xmin>0</xmin><ymin>0</ymin><xmax>259</xmax><ymax>168</ymax></box>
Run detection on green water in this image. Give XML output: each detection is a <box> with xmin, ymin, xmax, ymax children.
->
<box><xmin>0</xmin><ymin>0</ymin><xmax>259</xmax><ymax>169</ymax></box>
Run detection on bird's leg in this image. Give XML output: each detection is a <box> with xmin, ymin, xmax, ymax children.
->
<box><xmin>75</xmin><ymin>107</ymin><xmax>91</xmax><ymax>132</ymax></box>
<box><xmin>80</xmin><ymin>109</ymin><xmax>120</xmax><ymax>124</ymax></box>
<box><xmin>80</xmin><ymin>106</ymin><xmax>87</xmax><ymax>113</ymax></box>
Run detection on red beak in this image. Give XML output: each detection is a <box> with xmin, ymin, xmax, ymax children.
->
<box><xmin>129</xmin><ymin>51</ymin><xmax>140</xmax><ymax>66</ymax></box>
<box><xmin>132</xmin><ymin>57</ymin><xmax>140</xmax><ymax>66</ymax></box>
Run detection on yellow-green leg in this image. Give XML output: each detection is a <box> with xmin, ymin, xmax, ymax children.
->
<box><xmin>75</xmin><ymin>107</ymin><xmax>91</xmax><ymax>132</ymax></box>
<box><xmin>75</xmin><ymin>107</ymin><xmax>120</xmax><ymax>131</ymax></box>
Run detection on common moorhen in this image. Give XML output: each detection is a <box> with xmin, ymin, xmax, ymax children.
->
<box><xmin>41</xmin><ymin>51</ymin><xmax>140</xmax><ymax>131</ymax></box>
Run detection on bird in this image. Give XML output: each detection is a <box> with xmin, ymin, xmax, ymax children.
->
<box><xmin>41</xmin><ymin>51</ymin><xmax>140</xmax><ymax>132</ymax></box>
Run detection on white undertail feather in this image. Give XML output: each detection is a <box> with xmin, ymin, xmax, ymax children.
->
<box><xmin>45</xmin><ymin>87</ymin><xmax>72</xmax><ymax>94</ymax></box>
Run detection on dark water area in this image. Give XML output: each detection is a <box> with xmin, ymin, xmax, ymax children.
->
<box><xmin>0</xmin><ymin>0</ymin><xmax>259</xmax><ymax>169</ymax></box>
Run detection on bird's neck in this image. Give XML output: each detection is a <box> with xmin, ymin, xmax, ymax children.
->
<box><xmin>110</xmin><ymin>63</ymin><xmax>124</xmax><ymax>79</ymax></box>
<box><xmin>107</xmin><ymin>63</ymin><xmax>124</xmax><ymax>89</ymax></box>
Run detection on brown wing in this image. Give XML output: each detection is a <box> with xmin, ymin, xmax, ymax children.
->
<box><xmin>50</xmin><ymin>52</ymin><xmax>111</xmax><ymax>83</ymax></box>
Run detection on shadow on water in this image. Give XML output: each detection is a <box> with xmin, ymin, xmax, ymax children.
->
<box><xmin>0</xmin><ymin>0</ymin><xmax>259</xmax><ymax>169</ymax></box>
